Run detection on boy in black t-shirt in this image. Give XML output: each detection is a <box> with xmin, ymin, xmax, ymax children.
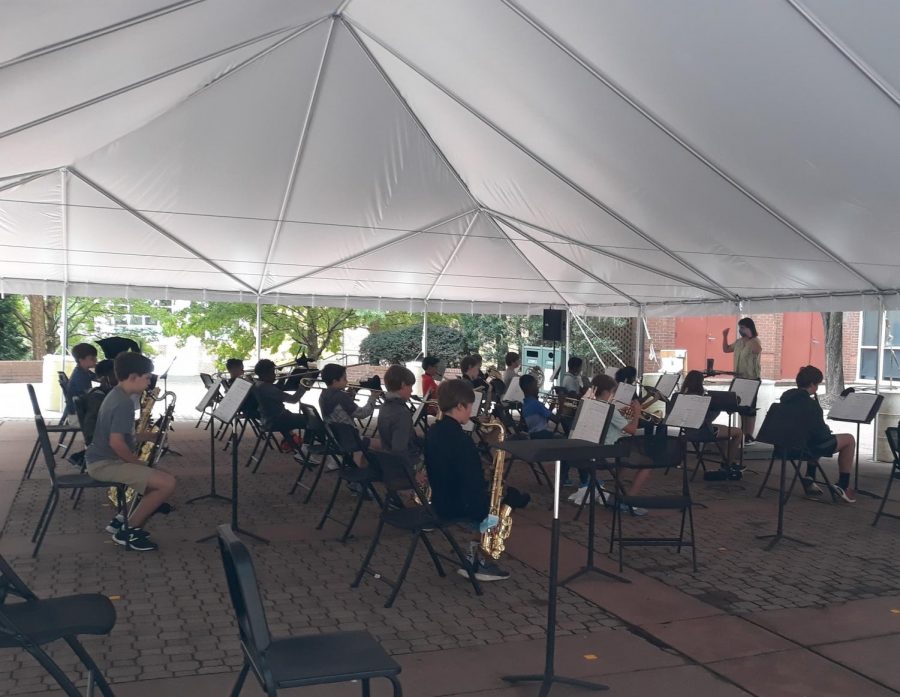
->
<box><xmin>252</xmin><ymin>359</ymin><xmax>306</xmax><ymax>452</ymax></box>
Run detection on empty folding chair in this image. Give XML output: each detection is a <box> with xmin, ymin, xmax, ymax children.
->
<box><xmin>23</xmin><ymin>384</ymin><xmax>81</xmax><ymax>481</ymax></box>
<box><xmin>289</xmin><ymin>405</ymin><xmax>340</xmax><ymax>502</ymax></box>
<box><xmin>0</xmin><ymin>552</ymin><xmax>117</xmax><ymax>697</ymax></box>
<box><xmin>217</xmin><ymin>525</ymin><xmax>402</xmax><ymax>696</ymax></box>
<box><xmin>874</xmin><ymin>427</ymin><xmax>900</xmax><ymax>527</ymax></box>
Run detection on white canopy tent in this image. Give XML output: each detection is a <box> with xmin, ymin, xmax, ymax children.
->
<box><xmin>1</xmin><ymin>0</ymin><xmax>900</xmax><ymax>319</ymax></box>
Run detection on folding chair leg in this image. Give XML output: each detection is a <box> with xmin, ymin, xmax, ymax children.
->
<box><xmin>677</xmin><ymin>509</ymin><xmax>687</xmax><ymax>553</ymax></box>
<box><xmin>756</xmin><ymin>455</ymin><xmax>777</xmax><ymax>497</ymax></box>
<box><xmin>385</xmin><ymin>534</ymin><xmax>420</xmax><ymax>608</ymax></box>
<box><xmin>608</xmin><ymin>496</ymin><xmax>617</xmax><ymax>554</ymax></box>
<box><xmin>362</xmin><ymin>678</ymin><xmax>371</xmax><ymax>697</ymax></box>
<box><xmin>352</xmin><ymin>518</ymin><xmax>386</xmax><ymax>588</ymax></box>
<box><xmin>64</xmin><ymin>637</ymin><xmax>115</xmax><ymax>697</ymax></box>
<box><xmin>874</xmin><ymin>469</ymin><xmax>897</xmax><ymax>526</ymax></box>
<box><xmin>340</xmin><ymin>495</ymin><xmax>367</xmax><ymax>543</ymax></box>
<box><xmin>230</xmin><ymin>660</ymin><xmax>250</xmax><ymax>697</ymax></box>
<box><xmin>420</xmin><ymin>532</ymin><xmax>446</xmax><ymax>577</ymax></box>
<box><xmin>316</xmin><ymin>477</ymin><xmax>343</xmax><ymax>530</ymax></box>
<box><xmin>388</xmin><ymin>675</ymin><xmax>403</xmax><ymax>697</ymax></box>
<box><xmin>33</xmin><ymin>491</ymin><xmax>59</xmax><ymax>557</ymax></box>
<box><xmin>302</xmin><ymin>456</ymin><xmax>330</xmax><ymax>503</ymax></box>
<box><xmin>617</xmin><ymin>505</ymin><xmax>625</xmax><ymax>572</ymax></box>
<box><xmin>23</xmin><ymin>644</ymin><xmax>83</xmax><ymax>697</ymax></box>
<box><xmin>442</xmin><ymin>529</ymin><xmax>482</xmax><ymax>597</ymax></box>
<box><xmin>24</xmin><ymin>439</ymin><xmax>40</xmax><ymax>480</ymax></box>
<box><xmin>72</xmin><ymin>487</ymin><xmax>85</xmax><ymax>509</ymax></box>
<box><xmin>32</xmin><ymin>490</ymin><xmax>55</xmax><ymax>543</ymax></box>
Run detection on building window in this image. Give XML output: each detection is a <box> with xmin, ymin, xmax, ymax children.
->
<box><xmin>858</xmin><ymin>311</ymin><xmax>900</xmax><ymax>380</ymax></box>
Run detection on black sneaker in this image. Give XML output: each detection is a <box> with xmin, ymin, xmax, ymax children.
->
<box><xmin>801</xmin><ymin>477</ymin><xmax>823</xmax><ymax>497</ymax></box>
<box><xmin>456</xmin><ymin>558</ymin><xmax>510</xmax><ymax>582</ymax></box>
<box><xmin>112</xmin><ymin>529</ymin><xmax>156</xmax><ymax>550</ymax></box>
<box><xmin>105</xmin><ymin>516</ymin><xmax>125</xmax><ymax>534</ymax></box>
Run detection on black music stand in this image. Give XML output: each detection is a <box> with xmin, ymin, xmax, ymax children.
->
<box><xmin>498</xmin><ymin>438</ymin><xmax>614</xmax><ymax>695</ymax></box>
<box><xmin>828</xmin><ymin>389</ymin><xmax>884</xmax><ymax>498</ymax></box>
<box><xmin>560</xmin><ymin>399</ymin><xmax>629</xmax><ymax>586</ymax></box>
<box><xmin>196</xmin><ymin>379</ymin><xmax>268</xmax><ymax>544</ymax></box>
<box><xmin>728</xmin><ymin>377</ymin><xmax>761</xmax><ymax>466</ymax></box>
<box><xmin>187</xmin><ymin>377</ymin><xmax>230</xmax><ymax>506</ymax></box>
<box><xmin>753</xmin><ymin>404</ymin><xmax>814</xmax><ymax>551</ymax></box>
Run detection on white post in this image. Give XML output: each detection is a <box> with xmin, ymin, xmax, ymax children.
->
<box><xmin>60</xmin><ymin>168</ymin><xmax>69</xmax><ymax>370</ymax></box>
<box><xmin>565</xmin><ymin>308</ymin><xmax>571</xmax><ymax>374</ymax></box>
<box><xmin>255</xmin><ymin>296</ymin><xmax>262</xmax><ymax>360</ymax></box>
<box><xmin>421</xmin><ymin>303</ymin><xmax>429</xmax><ymax>356</ymax></box>
<box><xmin>634</xmin><ymin>308</ymin><xmax>645</xmax><ymax>377</ymax></box>
<box><xmin>876</xmin><ymin>305</ymin><xmax>886</xmax><ymax>396</ymax></box>
<box><xmin>60</xmin><ymin>285</ymin><xmax>68</xmax><ymax>369</ymax></box>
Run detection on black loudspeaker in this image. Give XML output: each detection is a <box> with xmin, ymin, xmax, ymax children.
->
<box><xmin>542</xmin><ymin>309</ymin><xmax>565</xmax><ymax>342</ymax></box>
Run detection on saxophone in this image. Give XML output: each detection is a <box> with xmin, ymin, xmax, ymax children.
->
<box><xmin>108</xmin><ymin>387</ymin><xmax>161</xmax><ymax>506</ymax></box>
<box><xmin>480</xmin><ymin>418</ymin><xmax>513</xmax><ymax>560</ymax></box>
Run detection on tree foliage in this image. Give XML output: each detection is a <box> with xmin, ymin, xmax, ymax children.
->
<box><xmin>360</xmin><ymin>324</ymin><xmax>465</xmax><ymax>365</ymax></box>
<box><xmin>150</xmin><ymin>302</ymin><xmax>364</xmax><ymax>368</ymax></box>
<box><xmin>0</xmin><ymin>297</ymin><xmax>28</xmax><ymax>360</ymax></box>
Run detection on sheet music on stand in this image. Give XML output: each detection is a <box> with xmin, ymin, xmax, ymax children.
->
<box><xmin>213</xmin><ymin>378</ymin><xmax>253</xmax><ymax>423</ymax></box>
<box><xmin>729</xmin><ymin>378</ymin><xmax>760</xmax><ymax>408</ymax></box>
<box><xmin>411</xmin><ymin>399</ymin><xmax>426</xmax><ymax>426</ymax></box>
<box><xmin>613</xmin><ymin>382</ymin><xmax>636</xmax><ymax>406</ymax></box>
<box><xmin>195</xmin><ymin>377</ymin><xmax>223</xmax><ymax>413</ymax></box>
<box><xmin>569</xmin><ymin>399</ymin><xmax>613</xmax><ymax>444</ymax></box>
<box><xmin>654</xmin><ymin>373</ymin><xmax>679</xmax><ymax>399</ymax></box>
<box><xmin>828</xmin><ymin>392</ymin><xmax>883</xmax><ymax>423</ymax></box>
<box><xmin>665</xmin><ymin>394</ymin><xmax>711</xmax><ymax>430</ymax></box>
<box><xmin>462</xmin><ymin>392</ymin><xmax>483</xmax><ymax>432</ymax></box>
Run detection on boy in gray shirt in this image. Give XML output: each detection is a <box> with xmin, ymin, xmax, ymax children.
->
<box><xmin>86</xmin><ymin>352</ymin><xmax>176</xmax><ymax>551</ymax></box>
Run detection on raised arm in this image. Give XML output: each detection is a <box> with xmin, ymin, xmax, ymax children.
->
<box><xmin>722</xmin><ymin>327</ymin><xmax>735</xmax><ymax>353</ymax></box>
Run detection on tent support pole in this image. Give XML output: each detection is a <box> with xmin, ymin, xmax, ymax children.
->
<box><xmin>635</xmin><ymin>308</ymin><xmax>646</xmax><ymax>379</ymax></box>
<box><xmin>422</xmin><ymin>305</ymin><xmax>428</xmax><ymax>356</ymax></box>
<box><xmin>874</xmin><ymin>304</ymin><xmax>886</xmax><ymax>455</ymax></box>
<box><xmin>565</xmin><ymin>309</ymin><xmax>571</xmax><ymax>375</ymax></box>
<box><xmin>255</xmin><ymin>296</ymin><xmax>262</xmax><ymax>360</ymax></box>
<box><xmin>60</xmin><ymin>167</ymin><xmax>69</xmax><ymax>371</ymax></box>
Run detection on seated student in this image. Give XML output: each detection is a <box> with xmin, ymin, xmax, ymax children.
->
<box><xmin>66</xmin><ymin>343</ymin><xmax>98</xmax><ymax>423</ymax></box>
<box><xmin>470</xmin><ymin>354</ymin><xmax>489</xmax><ymax>390</ymax></box>
<box><xmin>85</xmin><ymin>352</ymin><xmax>176</xmax><ymax>552</ymax></box>
<box><xmin>223</xmin><ymin>358</ymin><xmax>245</xmax><ymax>387</ymax></box>
<box><xmin>68</xmin><ymin>360</ymin><xmax>117</xmax><ymax>469</ymax></box>
<box><xmin>425</xmin><ymin>380</ymin><xmax>529</xmax><ymax>582</ymax></box>
<box><xmin>502</xmin><ymin>352</ymin><xmax>521</xmax><ymax>387</ymax></box>
<box><xmin>560</xmin><ymin>356</ymin><xmax>586</xmax><ymax>396</ymax></box>
<box><xmin>377</xmin><ymin>365</ymin><xmax>423</xmax><ymax>472</ymax></box>
<box><xmin>458</xmin><ymin>355</ymin><xmax>482</xmax><ymax>387</ymax></box>
<box><xmin>780</xmin><ymin>365</ymin><xmax>856</xmax><ymax>502</ymax></box>
<box><xmin>520</xmin><ymin>373</ymin><xmax>557</xmax><ymax>439</ymax></box>
<box><xmin>253</xmin><ymin>359</ymin><xmax>306</xmax><ymax>452</ymax></box>
<box><xmin>679</xmin><ymin>370</ymin><xmax>743</xmax><ymax>472</ymax></box>
<box><xmin>568</xmin><ymin>375</ymin><xmax>645</xmax><ymax>515</ymax></box>
<box><xmin>319</xmin><ymin>363</ymin><xmax>378</xmax><ymax>434</ymax></box>
<box><xmin>421</xmin><ymin>356</ymin><xmax>440</xmax><ymax>399</ymax></box>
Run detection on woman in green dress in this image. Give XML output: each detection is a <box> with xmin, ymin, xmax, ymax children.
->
<box><xmin>722</xmin><ymin>317</ymin><xmax>762</xmax><ymax>441</ymax></box>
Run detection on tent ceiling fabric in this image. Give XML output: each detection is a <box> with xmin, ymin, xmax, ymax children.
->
<box><xmin>1</xmin><ymin>0</ymin><xmax>899</xmax><ymax>317</ymax></box>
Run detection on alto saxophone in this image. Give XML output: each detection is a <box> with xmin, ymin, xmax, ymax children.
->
<box><xmin>108</xmin><ymin>387</ymin><xmax>163</xmax><ymax>506</ymax></box>
<box><xmin>480</xmin><ymin>418</ymin><xmax>513</xmax><ymax>560</ymax></box>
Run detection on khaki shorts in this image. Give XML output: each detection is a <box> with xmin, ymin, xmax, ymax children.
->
<box><xmin>87</xmin><ymin>459</ymin><xmax>152</xmax><ymax>494</ymax></box>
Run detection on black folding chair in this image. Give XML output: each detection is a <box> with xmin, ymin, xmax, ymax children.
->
<box><xmin>316</xmin><ymin>423</ymin><xmax>383</xmax><ymax>543</ymax></box>
<box><xmin>0</xmin><ymin>552</ymin><xmax>117</xmax><ymax>697</ymax></box>
<box><xmin>609</xmin><ymin>435</ymin><xmax>697</xmax><ymax>573</ymax></box>
<box><xmin>23</xmin><ymin>385</ymin><xmax>81</xmax><ymax>481</ymax></box>
<box><xmin>56</xmin><ymin>370</ymin><xmax>74</xmax><ymax>452</ymax></box>
<box><xmin>685</xmin><ymin>426</ymin><xmax>728</xmax><ymax>481</ymax></box>
<box><xmin>874</xmin><ymin>427</ymin><xmax>900</xmax><ymax>527</ymax></box>
<box><xmin>26</xmin><ymin>385</ymin><xmax>129</xmax><ymax>557</ymax></box>
<box><xmin>244</xmin><ymin>419</ymin><xmax>279</xmax><ymax>474</ymax></box>
<box><xmin>289</xmin><ymin>405</ymin><xmax>340</xmax><ymax>502</ymax></box>
<box><xmin>217</xmin><ymin>525</ymin><xmax>402</xmax><ymax>697</ymax></box>
<box><xmin>351</xmin><ymin>452</ymin><xmax>481</xmax><ymax>608</ymax></box>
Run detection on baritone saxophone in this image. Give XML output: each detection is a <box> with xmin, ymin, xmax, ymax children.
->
<box><xmin>480</xmin><ymin>418</ymin><xmax>513</xmax><ymax>560</ymax></box>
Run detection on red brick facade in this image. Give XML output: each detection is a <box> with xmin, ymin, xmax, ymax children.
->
<box><xmin>643</xmin><ymin>312</ymin><xmax>860</xmax><ymax>381</ymax></box>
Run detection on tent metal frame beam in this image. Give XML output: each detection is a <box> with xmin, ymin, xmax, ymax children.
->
<box><xmin>262</xmin><ymin>208</ymin><xmax>476</xmax><ymax>293</ymax></box>
<box><xmin>785</xmin><ymin>0</ymin><xmax>900</xmax><ymax>111</ymax></box>
<box><xmin>493</xmin><ymin>214</ymin><xmax>640</xmax><ymax>305</ymax></box>
<box><xmin>258</xmin><ymin>17</ymin><xmax>336</xmax><ymax>293</ymax></box>
<box><xmin>491</xmin><ymin>218</ymin><xmax>569</xmax><ymax>309</ymax></box>
<box><xmin>0</xmin><ymin>17</ymin><xmax>330</xmax><ymax>142</ymax></box>
<box><xmin>68</xmin><ymin>167</ymin><xmax>257</xmax><ymax>294</ymax></box>
<box><xmin>347</xmin><ymin>18</ymin><xmax>739</xmax><ymax>303</ymax></box>
<box><xmin>424</xmin><ymin>212</ymin><xmax>479</xmax><ymax>302</ymax></box>
<box><xmin>0</xmin><ymin>0</ymin><xmax>206</xmax><ymax>72</ymax></box>
<box><xmin>500</xmin><ymin>0</ymin><xmax>882</xmax><ymax>294</ymax></box>
<box><xmin>488</xmin><ymin>209</ymin><xmax>730</xmax><ymax>300</ymax></box>
<box><xmin>0</xmin><ymin>169</ymin><xmax>57</xmax><ymax>195</ymax></box>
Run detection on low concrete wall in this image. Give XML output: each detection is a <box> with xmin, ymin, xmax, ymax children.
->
<box><xmin>0</xmin><ymin>360</ymin><xmax>43</xmax><ymax>384</ymax></box>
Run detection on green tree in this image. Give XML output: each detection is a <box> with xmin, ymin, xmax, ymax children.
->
<box><xmin>0</xmin><ymin>297</ymin><xmax>28</xmax><ymax>360</ymax></box>
<box><xmin>360</xmin><ymin>324</ymin><xmax>464</xmax><ymax>365</ymax></box>
<box><xmin>150</xmin><ymin>302</ymin><xmax>364</xmax><ymax>368</ymax></box>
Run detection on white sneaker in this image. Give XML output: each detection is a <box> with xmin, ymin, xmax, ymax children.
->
<box><xmin>568</xmin><ymin>486</ymin><xmax>588</xmax><ymax>502</ymax></box>
<box><xmin>831</xmin><ymin>485</ymin><xmax>856</xmax><ymax>503</ymax></box>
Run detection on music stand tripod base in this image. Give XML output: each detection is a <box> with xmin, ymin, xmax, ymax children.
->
<box><xmin>186</xmin><ymin>417</ymin><xmax>232</xmax><ymax>505</ymax></box>
<box><xmin>503</xmin><ymin>674</ymin><xmax>608</xmax><ymax>696</ymax></box>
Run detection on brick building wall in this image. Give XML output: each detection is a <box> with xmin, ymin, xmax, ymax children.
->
<box><xmin>0</xmin><ymin>361</ymin><xmax>43</xmax><ymax>384</ymax></box>
<box><xmin>642</xmin><ymin>312</ymin><xmax>861</xmax><ymax>381</ymax></box>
